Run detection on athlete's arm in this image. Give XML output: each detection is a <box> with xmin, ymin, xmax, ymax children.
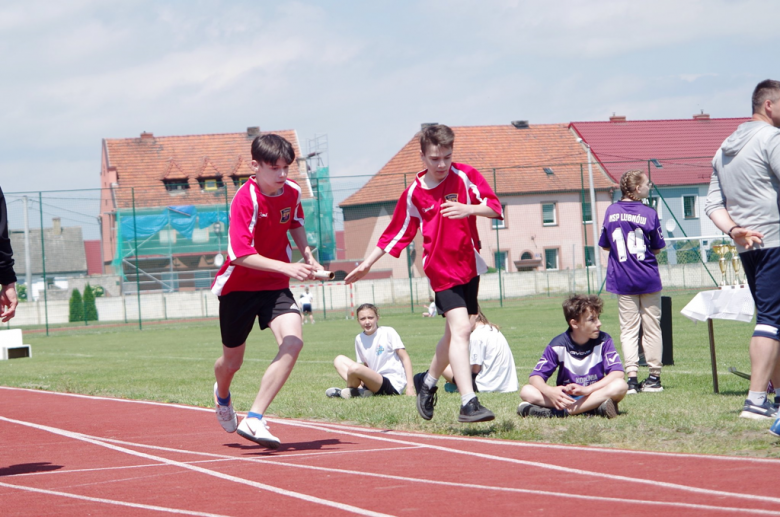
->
<box><xmin>529</xmin><ymin>375</ymin><xmax>574</xmax><ymax>410</ymax></box>
<box><xmin>708</xmin><ymin>208</ymin><xmax>763</xmax><ymax>249</ymax></box>
<box><xmin>232</xmin><ymin>253</ymin><xmax>313</xmax><ymax>281</ymax></box>
<box><xmin>563</xmin><ymin>370</ymin><xmax>624</xmax><ymax>397</ymax></box>
<box><xmin>345</xmin><ymin>247</ymin><xmax>385</xmax><ymax>284</ymax></box>
<box><xmin>440</xmin><ymin>202</ymin><xmax>499</xmax><ymax>220</ymax></box>
<box><xmin>289</xmin><ymin>225</ymin><xmax>322</xmax><ymax>272</ymax></box>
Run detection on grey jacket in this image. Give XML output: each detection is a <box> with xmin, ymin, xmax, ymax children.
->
<box><xmin>705</xmin><ymin>120</ymin><xmax>780</xmax><ymax>252</ymax></box>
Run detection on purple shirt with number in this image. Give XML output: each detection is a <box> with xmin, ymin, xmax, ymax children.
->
<box><xmin>598</xmin><ymin>201</ymin><xmax>665</xmax><ymax>295</ymax></box>
<box><xmin>530</xmin><ymin>331</ymin><xmax>624</xmax><ymax>387</ymax></box>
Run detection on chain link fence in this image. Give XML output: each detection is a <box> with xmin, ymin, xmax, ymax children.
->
<box><xmin>4</xmin><ymin>156</ymin><xmax>731</xmax><ymax>333</ymax></box>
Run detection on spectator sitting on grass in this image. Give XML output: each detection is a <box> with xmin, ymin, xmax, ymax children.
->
<box><xmin>326</xmin><ymin>303</ymin><xmax>416</xmax><ymax>399</ymax></box>
<box><xmin>517</xmin><ymin>294</ymin><xmax>627</xmax><ymax>419</ymax></box>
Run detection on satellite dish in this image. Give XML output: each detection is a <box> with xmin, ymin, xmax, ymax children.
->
<box><xmin>214</xmin><ymin>253</ymin><xmax>225</xmax><ymax>267</ymax></box>
<box><xmin>665</xmin><ymin>219</ymin><xmax>677</xmax><ymax>233</ymax></box>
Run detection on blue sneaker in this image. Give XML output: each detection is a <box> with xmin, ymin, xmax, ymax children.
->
<box><xmin>770</xmin><ymin>417</ymin><xmax>780</xmax><ymax>437</ymax></box>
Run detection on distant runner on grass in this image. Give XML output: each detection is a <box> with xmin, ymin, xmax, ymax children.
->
<box><xmin>345</xmin><ymin>124</ymin><xmax>504</xmax><ymax>423</ymax></box>
<box><xmin>211</xmin><ymin>134</ymin><xmax>322</xmax><ymax>449</ymax></box>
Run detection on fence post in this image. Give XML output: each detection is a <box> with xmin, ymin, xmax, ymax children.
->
<box><xmin>38</xmin><ymin>192</ymin><xmax>49</xmax><ymax>336</ymax></box>
<box><xmin>493</xmin><ymin>169</ymin><xmax>503</xmax><ymax>307</ymax></box>
<box><xmin>131</xmin><ymin>188</ymin><xmax>142</xmax><ymax>330</ymax></box>
<box><xmin>580</xmin><ymin>164</ymin><xmax>591</xmax><ymax>295</ymax></box>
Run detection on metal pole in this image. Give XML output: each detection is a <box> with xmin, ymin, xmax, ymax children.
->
<box><xmin>493</xmin><ymin>169</ymin><xmax>503</xmax><ymax>307</ymax></box>
<box><xmin>315</xmin><ymin>170</ymin><xmax>327</xmax><ymax>320</ymax></box>
<box><xmin>23</xmin><ymin>196</ymin><xmax>31</xmax><ymax>292</ymax></box>
<box><xmin>586</xmin><ymin>144</ymin><xmax>603</xmax><ymax>289</ymax></box>
<box><xmin>38</xmin><ymin>192</ymin><xmax>48</xmax><ymax>336</ymax></box>
<box><xmin>580</xmin><ymin>164</ymin><xmax>591</xmax><ymax>295</ymax></box>
<box><xmin>131</xmin><ymin>188</ymin><xmax>142</xmax><ymax>330</ymax></box>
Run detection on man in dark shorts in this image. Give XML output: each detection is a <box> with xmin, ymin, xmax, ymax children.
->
<box><xmin>299</xmin><ymin>287</ymin><xmax>315</xmax><ymax>324</ymax></box>
<box><xmin>211</xmin><ymin>134</ymin><xmax>321</xmax><ymax>448</ymax></box>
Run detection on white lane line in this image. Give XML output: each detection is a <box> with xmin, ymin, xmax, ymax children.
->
<box><xmin>0</xmin><ymin>481</ymin><xmax>232</xmax><ymax>517</ymax></box>
<box><xmin>277</xmin><ymin>419</ymin><xmax>780</xmax><ymax>506</ymax></box>
<box><xmin>8</xmin><ymin>458</ymin><xmax>235</xmax><ymax>478</ymax></box>
<box><xmin>21</xmin><ymin>430</ymin><xmax>780</xmax><ymax>516</ymax></box>
<box><xmin>3</xmin><ymin>386</ymin><xmax>778</xmax><ymax>465</ymax></box>
<box><xmin>0</xmin><ymin>416</ymin><xmax>393</xmax><ymax>517</ymax></box>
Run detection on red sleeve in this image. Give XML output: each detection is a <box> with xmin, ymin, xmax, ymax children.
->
<box><xmin>462</xmin><ymin>164</ymin><xmax>503</xmax><ymax>220</ymax></box>
<box><xmin>376</xmin><ymin>184</ymin><xmax>420</xmax><ymax>258</ymax></box>
<box><xmin>228</xmin><ymin>186</ymin><xmax>257</xmax><ymax>260</ymax></box>
<box><xmin>290</xmin><ymin>187</ymin><xmax>304</xmax><ymax>230</ymax></box>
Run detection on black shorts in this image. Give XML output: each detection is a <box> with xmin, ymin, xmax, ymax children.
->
<box><xmin>302</xmin><ymin>304</ymin><xmax>312</xmax><ymax>314</ymax></box>
<box><xmin>435</xmin><ymin>276</ymin><xmax>480</xmax><ymax>317</ymax></box>
<box><xmin>374</xmin><ymin>376</ymin><xmax>400</xmax><ymax>396</ymax></box>
<box><xmin>741</xmin><ymin>247</ymin><xmax>780</xmax><ymax>340</ymax></box>
<box><xmin>219</xmin><ymin>289</ymin><xmax>300</xmax><ymax>348</ymax></box>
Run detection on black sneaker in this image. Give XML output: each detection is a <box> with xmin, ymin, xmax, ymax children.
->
<box><xmin>740</xmin><ymin>399</ymin><xmax>778</xmax><ymax>420</ymax></box>
<box><xmin>458</xmin><ymin>397</ymin><xmax>495</xmax><ymax>423</ymax></box>
<box><xmin>416</xmin><ymin>383</ymin><xmax>438</xmax><ymax>420</ymax></box>
<box><xmin>413</xmin><ymin>370</ymin><xmax>428</xmax><ymax>395</ymax></box>
<box><xmin>594</xmin><ymin>399</ymin><xmax>619</xmax><ymax>419</ymax></box>
<box><xmin>639</xmin><ymin>376</ymin><xmax>663</xmax><ymax>393</ymax></box>
<box><xmin>516</xmin><ymin>402</ymin><xmax>568</xmax><ymax>418</ymax></box>
<box><xmin>626</xmin><ymin>377</ymin><xmax>640</xmax><ymax>395</ymax></box>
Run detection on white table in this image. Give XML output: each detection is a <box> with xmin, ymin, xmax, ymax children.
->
<box><xmin>681</xmin><ymin>286</ymin><xmax>754</xmax><ymax>393</ymax></box>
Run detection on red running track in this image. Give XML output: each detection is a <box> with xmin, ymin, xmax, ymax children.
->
<box><xmin>1</xmin><ymin>386</ymin><xmax>780</xmax><ymax>516</ymax></box>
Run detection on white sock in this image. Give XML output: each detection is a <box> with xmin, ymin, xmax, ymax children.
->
<box><xmin>747</xmin><ymin>391</ymin><xmax>767</xmax><ymax>406</ymax></box>
<box><xmin>424</xmin><ymin>373</ymin><xmax>438</xmax><ymax>389</ymax></box>
<box><xmin>461</xmin><ymin>393</ymin><xmax>476</xmax><ymax>406</ymax></box>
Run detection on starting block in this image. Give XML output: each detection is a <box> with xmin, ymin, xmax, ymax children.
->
<box><xmin>0</xmin><ymin>329</ymin><xmax>32</xmax><ymax>360</ymax></box>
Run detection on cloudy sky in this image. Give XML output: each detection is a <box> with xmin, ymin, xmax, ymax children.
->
<box><xmin>1</xmin><ymin>0</ymin><xmax>776</xmax><ymax>208</ymax></box>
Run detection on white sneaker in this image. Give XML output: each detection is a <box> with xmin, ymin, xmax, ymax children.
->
<box><xmin>325</xmin><ymin>387</ymin><xmax>342</xmax><ymax>398</ymax></box>
<box><xmin>340</xmin><ymin>387</ymin><xmax>373</xmax><ymax>399</ymax></box>
<box><xmin>214</xmin><ymin>382</ymin><xmax>237</xmax><ymax>433</ymax></box>
<box><xmin>237</xmin><ymin>417</ymin><xmax>281</xmax><ymax>449</ymax></box>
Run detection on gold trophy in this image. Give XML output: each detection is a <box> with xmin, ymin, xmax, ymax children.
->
<box><xmin>712</xmin><ymin>244</ymin><xmax>728</xmax><ymax>287</ymax></box>
<box><xmin>730</xmin><ymin>245</ymin><xmax>742</xmax><ymax>286</ymax></box>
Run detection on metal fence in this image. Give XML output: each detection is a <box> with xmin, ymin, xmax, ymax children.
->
<box><xmin>3</xmin><ymin>155</ymin><xmax>730</xmax><ymax>333</ymax></box>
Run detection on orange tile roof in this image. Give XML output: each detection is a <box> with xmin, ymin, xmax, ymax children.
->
<box><xmin>104</xmin><ymin>130</ymin><xmax>311</xmax><ymax>209</ymax></box>
<box><xmin>340</xmin><ymin>124</ymin><xmax>614</xmax><ymax>208</ymax></box>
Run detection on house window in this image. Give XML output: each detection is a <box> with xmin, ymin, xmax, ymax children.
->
<box><xmin>492</xmin><ymin>205</ymin><xmax>507</xmax><ymax>229</ymax></box>
<box><xmin>521</xmin><ymin>252</ymin><xmax>533</xmax><ymax>260</ymax></box>
<box><xmin>542</xmin><ymin>203</ymin><xmax>557</xmax><ymax>226</ymax></box>
<box><xmin>159</xmin><ymin>229</ymin><xmax>177</xmax><ymax>244</ymax></box>
<box><xmin>582</xmin><ymin>201</ymin><xmax>592</xmax><ymax>223</ymax></box>
<box><xmin>584</xmin><ymin>246</ymin><xmax>595</xmax><ymax>267</ymax></box>
<box><xmin>163</xmin><ymin>180</ymin><xmax>189</xmax><ymax>192</ymax></box>
<box><xmin>683</xmin><ymin>195</ymin><xmax>698</xmax><ymax>219</ymax></box>
<box><xmin>233</xmin><ymin>177</ymin><xmax>250</xmax><ymax>187</ymax></box>
<box><xmin>648</xmin><ymin>196</ymin><xmax>663</xmax><ymax>218</ymax></box>
<box><xmin>494</xmin><ymin>251</ymin><xmax>508</xmax><ymax>271</ymax></box>
<box><xmin>204</xmin><ymin>179</ymin><xmax>218</xmax><ymax>191</ymax></box>
<box><xmin>545</xmin><ymin>248</ymin><xmax>559</xmax><ymax>270</ymax></box>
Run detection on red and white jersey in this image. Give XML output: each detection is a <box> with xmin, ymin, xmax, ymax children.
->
<box><xmin>211</xmin><ymin>177</ymin><xmax>304</xmax><ymax>296</ymax></box>
<box><xmin>377</xmin><ymin>163</ymin><xmax>503</xmax><ymax>292</ymax></box>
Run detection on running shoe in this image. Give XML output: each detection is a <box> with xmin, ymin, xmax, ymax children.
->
<box><xmin>416</xmin><ymin>383</ymin><xmax>438</xmax><ymax>420</ymax></box>
<box><xmin>237</xmin><ymin>417</ymin><xmax>281</xmax><ymax>449</ymax></box>
<box><xmin>740</xmin><ymin>399</ymin><xmax>778</xmax><ymax>420</ymax></box>
<box><xmin>458</xmin><ymin>397</ymin><xmax>495</xmax><ymax>423</ymax></box>
<box><xmin>626</xmin><ymin>377</ymin><xmax>640</xmax><ymax>395</ymax></box>
<box><xmin>340</xmin><ymin>387</ymin><xmax>373</xmax><ymax>399</ymax></box>
<box><xmin>214</xmin><ymin>382</ymin><xmax>237</xmax><ymax>433</ymax></box>
<box><xmin>594</xmin><ymin>399</ymin><xmax>619</xmax><ymax>419</ymax></box>
<box><xmin>769</xmin><ymin>416</ymin><xmax>780</xmax><ymax>437</ymax></box>
<box><xmin>639</xmin><ymin>376</ymin><xmax>663</xmax><ymax>393</ymax></box>
<box><xmin>413</xmin><ymin>371</ymin><xmax>428</xmax><ymax>395</ymax></box>
<box><xmin>516</xmin><ymin>402</ymin><xmax>568</xmax><ymax>418</ymax></box>
<box><xmin>325</xmin><ymin>387</ymin><xmax>342</xmax><ymax>398</ymax></box>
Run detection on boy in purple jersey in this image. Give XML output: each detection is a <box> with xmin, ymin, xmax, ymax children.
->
<box><xmin>599</xmin><ymin>170</ymin><xmax>666</xmax><ymax>394</ymax></box>
<box><xmin>517</xmin><ymin>295</ymin><xmax>627</xmax><ymax>418</ymax></box>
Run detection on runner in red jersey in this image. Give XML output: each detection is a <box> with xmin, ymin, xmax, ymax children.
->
<box><xmin>346</xmin><ymin>124</ymin><xmax>503</xmax><ymax>423</ymax></box>
<box><xmin>211</xmin><ymin>134</ymin><xmax>322</xmax><ymax>449</ymax></box>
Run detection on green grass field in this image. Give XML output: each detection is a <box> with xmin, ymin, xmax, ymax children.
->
<box><xmin>3</xmin><ymin>291</ymin><xmax>780</xmax><ymax>457</ymax></box>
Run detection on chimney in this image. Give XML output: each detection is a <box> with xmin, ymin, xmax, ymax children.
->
<box><xmin>52</xmin><ymin>217</ymin><xmax>61</xmax><ymax>236</ymax></box>
<box><xmin>693</xmin><ymin>110</ymin><xmax>710</xmax><ymax>121</ymax></box>
<box><xmin>420</xmin><ymin>122</ymin><xmax>438</xmax><ymax>131</ymax></box>
<box><xmin>247</xmin><ymin>126</ymin><xmax>260</xmax><ymax>136</ymax></box>
<box><xmin>140</xmin><ymin>131</ymin><xmax>154</xmax><ymax>139</ymax></box>
<box><xmin>511</xmin><ymin>120</ymin><xmax>529</xmax><ymax>129</ymax></box>
<box><xmin>609</xmin><ymin>114</ymin><xmax>626</xmax><ymax>123</ymax></box>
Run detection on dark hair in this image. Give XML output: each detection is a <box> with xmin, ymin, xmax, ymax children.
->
<box><xmin>752</xmin><ymin>79</ymin><xmax>780</xmax><ymax>114</ymax></box>
<box><xmin>356</xmin><ymin>303</ymin><xmax>379</xmax><ymax>318</ymax></box>
<box><xmin>475</xmin><ymin>306</ymin><xmax>499</xmax><ymax>331</ymax></box>
<box><xmin>562</xmin><ymin>295</ymin><xmax>603</xmax><ymax>327</ymax></box>
<box><xmin>251</xmin><ymin>134</ymin><xmax>295</xmax><ymax>165</ymax></box>
<box><xmin>420</xmin><ymin>124</ymin><xmax>455</xmax><ymax>153</ymax></box>
<box><xmin>619</xmin><ymin>170</ymin><xmax>646</xmax><ymax>201</ymax></box>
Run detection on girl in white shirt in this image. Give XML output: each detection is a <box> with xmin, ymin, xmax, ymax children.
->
<box><xmin>326</xmin><ymin>304</ymin><xmax>416</xmax><ymax>399</ymax></box>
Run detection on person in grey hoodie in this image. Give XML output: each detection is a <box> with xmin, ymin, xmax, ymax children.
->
<box><xmin>705</xmin><ymin>79</ymin><xmax>780</xmax><ymax>420</ymax></box>
<box><xmin>0</xmin><ymin>186</ymin><xmax>18</xmax><ymax>322</ymax></box>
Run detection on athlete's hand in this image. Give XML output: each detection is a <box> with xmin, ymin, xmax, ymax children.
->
<box><xmin>0</xmin><ymin>283</ymin><xmax>17</xmax><ymax>322</ymax></box>
<box><xmin>306</xmin><ymin>256</ymin><xmax>324</xmax><ymax>277</ymax></box>
<box><xmin>563</xmin><ymin>383</ymin><xmax>590</xmax><ymax>397</ymax></box>
<box><xmin>547</xmin><ymin>386</ymin><xmax>575</xmax><ymax>410</ymax></box>
<box><xmin>732</xmin><ymin>227</ymin><xmax>763</xmax><ymax>250</ymax></box>
<box><xmin>345</xmin><ymin>262</ymin><xmax>371</xmax><ymax>284</ymax></box>
<box><xmin>284</xmin><ymin>263</ymin><xmax>314</xmax><ymax>281</ymax></box>
<box><xmin>440</xmin><ymin>201</ymin><xmax>472</xmax><ymax>219</ymax></box>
